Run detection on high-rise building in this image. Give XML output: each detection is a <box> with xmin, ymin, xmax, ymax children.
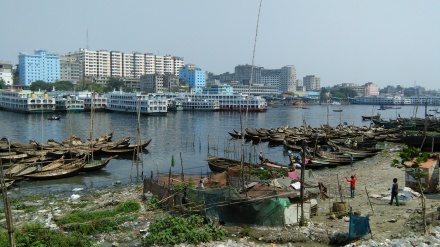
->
<box><xmin>261</xmin><ymin>69</ymin><xmax>281</xmax><ymax>91</ymax></box>
<box><xmin>60</xmin><ymin>56</ymin><xmax>79</xmax><ymax>82</ymax></box>
<box><xmin>280</xmin><ymin>65</ymin><xmax>296</xmax><ymax>93</ymax></box>
<box><xmin>234</xmin><ymin>65</ymin><xmax>262</xmax><ymax>84</ymax></box>
<box><xmin>0</xmin><ymin>62</ymin><xmax>13</xmax><ymax>86</ymax></box>
<box><xmin>179</xmin><ymin>64</ymin><xmax>206</xmax><ymax>93</ymax></box>
<box><xmin>18</xmin><ymin>50</ymin><xmax>60</xmax><ymax>86</ymax></box>
<box><xmin>303</xmin><ymin>75</ymin><xmax>320</xmax><ymax>91</ymax></box>
<box><xmin>61</xmin><ymin>49</ymin><xmax>184</xmax><ymax>84</ymax></box>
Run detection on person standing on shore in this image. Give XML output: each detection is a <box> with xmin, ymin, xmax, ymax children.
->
<box><xmin>346</xmin><ymin>175</ymin><xmax>357</xmax><ymax>198</ymax></box>
<box><xmin>389</xmin><ymin>178</ymin><xmax>399</xmax><ymax>206</ymax></box>
<box><xmin>350</xmin><ymin>154</ymin><xmax>354</xmax><ymax>167</ymax></box>
<box><xmin>259</xmin><ymin>151</ymin><xmax>264</xmax><ymax>164</ymax></box>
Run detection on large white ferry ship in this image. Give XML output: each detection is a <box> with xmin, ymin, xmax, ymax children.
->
<box><xmin>77</xmin><ymin>91</ymin><xmax>107</xmax><ymax>111</ymax></box>
<box><xmin>53</xmin><ymin>95</ymin><xmax>85</xmax><ymax>112</ymax></box>
<box><xmin>105</xmin><ymin>91</ymin><xmax>168</xmax><ymax>115</ymax></box>
<box><xmin>169</xmin><ymin>97</ymin><xmax>220</xmax><ymax>111</ymax></box>
<box><xmin>177</xmin><ymin>93</ymin><xmax>267</xmax><ymax>112</ymax></box>
<box><xmin>0</xmin><ymin>89</ymin><xmax>56</xmax><ymax>113</ymax></box>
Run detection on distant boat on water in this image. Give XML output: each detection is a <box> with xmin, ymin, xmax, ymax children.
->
<box><xmin>333</xmin><ymin>109</ymin><xmax>343</xmax><ymax>112</ymax></box>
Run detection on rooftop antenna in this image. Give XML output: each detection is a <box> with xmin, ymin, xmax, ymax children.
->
<box><xmin>86</xmin><ymin>29</ymin><xmax>89</xmax><ymax>50</ymax></box>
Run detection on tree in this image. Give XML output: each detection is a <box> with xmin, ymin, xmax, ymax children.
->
<box><xmin>320</xmin><ymin>87</ymin><xmax>331</xmax><ymax>103</ymax></box>
<box><xmin>104</xmin><ymin>77</ymin><xmax>126</xmax><ymax>92</ymax></box>
<box><xmin>53</xmin><ymin>81</ymin><xmax>74</xmax><ymax>91</ymax></box>
<box><xmin>74</xmin><ymin>82</ymin><xmax>104</xmax><ymax>93</ymax></box>
<box><xmin>30</xmin><ymin>80</ymin><xmax>52</xmax><ymax>92</ymax></box>
<box><xmin>391</xmin><ymin>146</ymin><xmax>429</xmax><ymax>234</ymax></box>
<box><xmin>0</xmin><ymin>79</ymin><xmax>6</xmax><ymax>89</ymax></box>
<box><xmin>331</xmin><ymin>87</ymin><xmax>357</xmax><ymax>99</ymax></box>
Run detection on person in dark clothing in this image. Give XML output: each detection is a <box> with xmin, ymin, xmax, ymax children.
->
<box><xmin>259</xmin><ymin>151</ymin><xmax>264</xmax><ymax>164</ymax></box>
<box><xmin>389</xmin><ymin>178</ymin><xmax>399</xmax><ymax>206</ymax></box>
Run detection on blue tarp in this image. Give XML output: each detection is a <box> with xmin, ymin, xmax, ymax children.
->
<box><xmin>348</xmin><ymin>212</ymin><xmax>371</xmax><ymax>240</ymax></box>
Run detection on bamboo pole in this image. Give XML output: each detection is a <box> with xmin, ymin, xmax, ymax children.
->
<box><xmin>180</xmin><ymin>152</ymin><xmax>184</xmax><ymax>182</ymax></box>
<box><xmin>1</xmin><ymin>140</ymin><xmax>15</xmax><ymax>247</ymax></box>
<box><xmin>364</xmin><ymin>186</ymin><xmax>374</xmax><ymax>215</ymax></box>
<box><xmin>300</xmin><ymin>140</ymin><xmax>306</xmax><ymax>226</ymax></box>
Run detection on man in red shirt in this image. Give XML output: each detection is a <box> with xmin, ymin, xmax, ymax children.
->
<box><xmin>346</xmin><ymin>175</ymin><xmax>357</xmax><ymax>198</ymax></box>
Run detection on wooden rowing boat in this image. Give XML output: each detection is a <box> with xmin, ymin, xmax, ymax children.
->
<box><xmin>0</xmin><ymin>180</ymin><xmax>14</xmax><ymax>191</ymax></box>
<box><xmin>24</xmin><ymin>157</ymin><xmax>86</xmax><ymax>180</ymax></box>
<box><xmin>207</xmin><ymin>155</ymin><xmax>289</xmax><ymax>173</ymax></box>
<box><xmin>81</xmin><ymin>155</ymin><xmax>117</xmax><ymax>172</ymax></box>
<box><xmin>40</xmin><ymin>156</ymin><xmax>65</xmax><ymax>172</ymax></box>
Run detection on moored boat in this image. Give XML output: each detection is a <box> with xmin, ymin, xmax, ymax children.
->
<box><xmin>24</xmin><ymin>157</ymin><xmax>86</xmax><ymax>180</ymax></box>
<box><xmin>81</xmin><ymin>155</ymin><xmax>117</xmax><ymax>172</ymax></box>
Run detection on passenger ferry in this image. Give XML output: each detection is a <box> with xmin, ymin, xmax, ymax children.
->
<box><xmin>105</xmin><ymin>91</ymin><xmax>168</xmax><ymax>115</ymax></box>
<box><xmin>0</xmin><ymin>89</ymin><xmax>56</xmax><ymax>113</ymax></box>
<box><xmin>177</xmin><ymin>93</ymin><xmax>267</xmax><ymax>112</ymax></box>
<box><xmin>169</xmin><ymin>97</ymin><xmax>220</xmax><ymax>111</ymax></box>
<box><xmin>77</xmin><ymin>91</ymin><xmax>107</xmax><ymax>111</ymax></box>
<box><xmin>54</xmin><ymin>95</ymin><xmax>85</xmax><ymax>112</ymax></box>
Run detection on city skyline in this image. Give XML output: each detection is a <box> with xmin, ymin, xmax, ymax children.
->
<box><xmin>1</xmin><ymin>0</ymin><xmax>439</xmax><ymax>89</ymax></box>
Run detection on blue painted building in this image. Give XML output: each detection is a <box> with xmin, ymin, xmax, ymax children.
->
<box><xmin>18</xmin><ymin>50</ymin><xmax>60</xmax><ymax>86</ymax></box>
<box><xmin>179</xmin><ymin>64</ymin><xmax>205</xmax><ymax>93</ymax></box>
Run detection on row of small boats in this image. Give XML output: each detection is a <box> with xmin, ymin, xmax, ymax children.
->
<box><xmin>0</xmin><ymin>133</ymin><xmax>151</xmax><ymax>163</ymax></box>
<box><xmin>1</xmin><ymin>133</ymin><xmax>153</xmax><ymax>189</ymax></box>
<box><xmin>229</xmin><ymin>124</ymin><xmax>401</xmax><ymax>147</ymax></box>
<box><xmin>3</xmin><ymin>155</ymin><xmax>117</xmax><ymax>181</ymax></box>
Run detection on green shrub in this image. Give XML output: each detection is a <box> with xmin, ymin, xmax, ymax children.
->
<box><xmin>142</xmin><ymin>214</ymin><xmax>225</xmax><ymax>246</ymax></box>
<box><xmin>146</xmin><ymin>195</ymin><xmax>159</xmax><ymax>211</ymax></box>
<box><xmin>115</xmin><ymin>200</ymin><xmax>140</xmax><ymax>213</ymax></box>
<box><xmin>0</xmin><ymin>223</ymin><xmax>93</xmax><ymax>247</ymax></box>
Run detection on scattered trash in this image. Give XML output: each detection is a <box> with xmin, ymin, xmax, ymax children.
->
<box><xmin>70</xmin><ymin>194</ymin><xmax>80</xmax><ymax>200</ymax></box>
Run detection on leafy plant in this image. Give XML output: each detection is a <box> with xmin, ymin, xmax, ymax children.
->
<box><xmin>146</xmin><ymin>195</ymin><xmax>159</xmax><ymax>211</ymax></box>
<box><xmin>240</xmin><ymin>224</ymin><xmax>250</xmax><ymax>237</ymax></box>
<box><xmin>251</xmin><ymin>167</ymin><xmax>285</xmax><ymax>180</ymax></box>
<box><xmin>115</xmin><ymin>200</ymin><xmax>140</xmax><ymax>213</ymax></box>
<box><xmin>142</xmin><ymin>214</ymin><xmax>225</xmax><ymax>246</ymax></box>
<box><xmin>0</xmin><ymin>223</ymin><xmax>93</xmax><ymax>246</ymax></box>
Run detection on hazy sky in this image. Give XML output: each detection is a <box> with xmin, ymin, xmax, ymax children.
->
<box><xmin>1</xmin><ymin>0</ymin><xmax>439</xmax><ymax>89</ymax></box>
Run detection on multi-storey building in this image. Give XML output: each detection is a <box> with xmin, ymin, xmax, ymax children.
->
<box><xmin>280</xmin><ymin>65</ymin><xmax>296</xmax><ymax>93</ymax></box>
<box><xmin>145</xmin><ymin>53</ymin><xmax>156</xmax><ymax>74</ymax></box>
<box><xmin>261</xmin><ymin>69</ymin><xmax>281</xmax><ymax>91</ymax></box>
<box><xmin>202</xmin><ymin>84</ymin><xmax>234</xmax><ymax>94</ymax></box>
<box><xmin>60</xmin><ymin>56</ymin><xmax>80</xmax><ymax>82</ymax></box>
<box><xmin>0</xmin><ymin>62</ymin><xmax>13</xmax><ymax>86</ymax></box>
<box><xmin>232</xmin><ymin>84</ymin><xmax>279</xmax><ymax>96</ymax></box>
<box><xmin>110</xmin><ymin>51</ymin><xmax>123</xmax><ymax>78</ymax></box>
<box><xmin>140</xmin><ymin>74</ymin><xmax>165</xmax><ymax>93</ymax></box>
<box><xmin>303</xmin><ymin>75</ymin><xmax>320</xmax><ymax>91</ymax></box>
<box><xmin>61</xmin><ymin>49</ymin><xmax>184</xmax><ymax>84</ymax></box>
<box><xmin>364</xmin><ymin>82</ymin><xmax>379</xmax><ymax>96</ymax></box>
<box><xmin>179</xmin><ymin>64</ymin><xmax>206</xmax><ymax>93</ymax></box>
<box><xmin>18</xmin><ymin>50</ymin><xmax>60</xmax><ymax>86</ymax></box>
<box><xmin>234</xmin><ymin>64</ymin><xmax>262</xmax><ymax>84</ymax></box>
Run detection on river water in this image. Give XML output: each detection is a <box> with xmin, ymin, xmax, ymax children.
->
<box><xmin>0</xmin><ymin>104</ymin><xmax>433</xmax><ymax>195</ymax></box>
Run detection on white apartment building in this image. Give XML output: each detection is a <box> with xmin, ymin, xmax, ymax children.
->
<box><xmin>110</xmin><ymin>51</ymin><xmax>123</xmax><ymax>78</ymax></box>
<box><xmin>145</xmin><ymin>53</ymin><xmax>155</xmax><ymax>74</ymax></box>
<box><xmin>61</xmin><ymin>49</ymin><xmax>184</xmax><ymax>84</ymax></box>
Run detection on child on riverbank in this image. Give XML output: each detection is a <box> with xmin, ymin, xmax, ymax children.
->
<box><xmin>346</xmin><ymin>175</ymin><xmax>357</xmax><ymax>198</ymax></box>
